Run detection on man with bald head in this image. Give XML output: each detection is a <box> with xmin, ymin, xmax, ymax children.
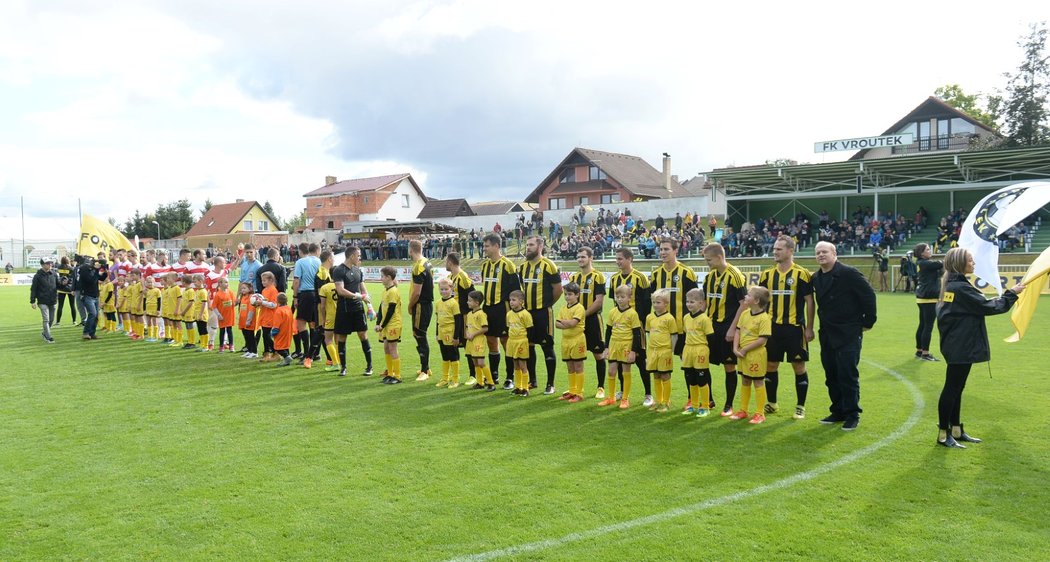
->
<box><xmin>812</xmin><ymin>241</ymin><xmax>877</xmax><ymax>431</ymax></box>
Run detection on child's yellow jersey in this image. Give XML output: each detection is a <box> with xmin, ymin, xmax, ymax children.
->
<box><xmin>380</xmin><ymin>286</ymin><xmax>402</xmax><ymax>329</ymax></box>
<box><xmin>318</xmin><ymin>282</ymin><xmax>338</xmax><ymax>330</ymax></box>
<box><xmin>465</xmin><ymin>309</ymin><xmax>488</xmax><ymax>356</ymax></box>
<box><xmin>608</xmin><ymin>306</ymin><xmax>640</xmax><ymax>343</ymax></box>
<box><xmin>144</xmin><ymin>287</ymin><xmax>162</xmax><ymax>316</ymax></box>
<box><xmin>181</xmin><ymin>288</ymin><xmax>197</xmax><ymax>321</ymax></box>
<box><xmin>435</xmin><ymin>296</ymin><xmax>460</xmax><ymax>341</ymax></box>
<box><xmin>683</xmin><ymin>311</ymin><xmax>714</xmax><ymax>346</ymax></box>
<box><xmin>506</xmin><ymin>308</ymin><xmax>532</xmax><ymax>341</ymax></box>
<box><xmin>195</xmin><ymin>288</ymin><xmax>209</xmax><ymax>321</ymax></box>
<box><xmin>162</xmin><ymin>286</ymin><xmax>180</xmax><ymax>318</ymax></box>
<box><xmin>100</xmin><ymin>282</ymin><xmax>116</xmax><ymax>313</ymax></box>
<box><xmin>117</xmin><ymin>286</ymin><xmax>130</xmax><ymax>313</ymax></box>
<box><xmin>557</xmin><ymin>303</ymin><xmax>586</xmax><ymax>339</ymax></box>
<box><xmin>736</xmin><ymin>310</ymin><xmax>772</xmax><ymax>349</ymax></box>
<box><xmin>127</xmin><ymin>283</ymin><xmax>143</xmax><ymax>314</ymax></box>
<box><xmin>645</xmin><ymin>312</ymin><xmax>677</xmax><ymax>352</ymax></box>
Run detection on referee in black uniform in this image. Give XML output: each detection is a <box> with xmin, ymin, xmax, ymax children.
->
<box><xmin>519</xmin><ymin>236</ymin><xmax>562</xmax><ymax>394</ymax></box>
<box><xmin>332</xmin><ymin>246</ymin><xmax>373</xmax><ymax>376</ymax></box>
<box><xmin>481</xmin><ymin>233</ymin><xmax>520</xmax><ymax>387</ymax></box>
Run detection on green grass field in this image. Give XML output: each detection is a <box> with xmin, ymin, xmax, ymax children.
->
<box><xmin>3</xmin><ymin>282</ymin><xmax>1049</xmax><ymax>561</ymax></box>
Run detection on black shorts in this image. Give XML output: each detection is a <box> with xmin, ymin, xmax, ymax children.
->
<box><xmin>584</xmin><ymin>315</ymin><xmax>606</xmax><ymax>353</ymax></box>
<box><xmin>439</xmin><ymin>341</ymin><xmax>460</xmax><ymax>361</ymax></box>
<box><xmin>412</xmin><ymin>302</ymin><xmax>433</xmax><ymax>336</ymax></box>
<box><xmin>483</xmin><ymin>303</ymin><xmax>509</xmax><ymax>338</ymax></box>
<box><xmin>334</xmin><ymin>304</ymin><xmax>367</xmax><ymax>335</ymax></box>
<box><xmin>527</xmin><ymin>307</ymin><xmax>554</xmax><ymax>346</ymax></box>
<box><xmin>766</xmin><ymin>323</ymin><xmax>809</xmax><ymax>363</ymax></box>
<box><xmin>296</xmin><ymin>291</ymin><xmax>318</xmax><ymax>323</ymax></box>
<box><xmin>708</xmin><ymin>321</ymin><xmax>737</xmax><ymax>365</ymax></box>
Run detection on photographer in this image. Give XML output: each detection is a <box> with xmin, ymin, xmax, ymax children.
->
<box><xmin>873</xmin><ymin>246</ymin><xmax>889</xmax><ymax>292</ymax></box>
<box><xmin>76</xmin><ymin>256</ymin><xmax>101</xmax><ymax>340</ymax></box>
<box><xmin>56</xmin><ymin>256</ymin><xmax>77</xmax><ymax>326</ymax></box>
<box><xmin>897</xmin><ymin>251</ymin><xmax>917</xmax><ymax>292</ymax></box>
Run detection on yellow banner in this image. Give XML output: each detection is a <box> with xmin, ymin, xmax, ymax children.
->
<box><xmin>77</xmin><ymin>214</ymin><xmax>134</xmax><ymax>257</ymax></box>
<box><xmin>1005</xmin><ymin>246</ymin><xmax>1050</xmax><ymax>343</ymax></box>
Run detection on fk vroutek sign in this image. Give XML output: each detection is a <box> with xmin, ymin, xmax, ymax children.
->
<box><xmin>814</xmin><ymin>134</ymin><xmax>914</xmax><ymax>153</ymax></box>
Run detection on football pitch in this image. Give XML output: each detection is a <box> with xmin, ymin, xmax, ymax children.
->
<box><xmin>2</xmin><ymin>283</ymin><xmax>1049</xmax><ymax>561</ymax></box>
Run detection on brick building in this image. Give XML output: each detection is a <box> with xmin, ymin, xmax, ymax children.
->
<box><xmin>303</xmin><ymin>173</ymin><xmax>428</xmax><ymax>231</ymax></box>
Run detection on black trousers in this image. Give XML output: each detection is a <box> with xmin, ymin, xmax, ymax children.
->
<box><xmin>938</xmin><ymin>363</ymin><xmax>972</xmax><ymax>430</ymax></box>
<box><xmin>820</xmin><ymin>334</ymin><xmax>863</xmax><ymax>420</ymax></box>
<box><xmin>57</xmin><ymin>292</ymin><xmax>76</xmax><ymax>322</ymax></box>
<box><xmin>915</xmin><ymin>302</ymin><xmax>936</xmax><ymax>351</ymax></box>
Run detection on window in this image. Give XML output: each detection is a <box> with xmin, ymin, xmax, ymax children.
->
<box><xmin>327</xmin><ymin>221</ymin><xmax>335</xmax><ymax>229</ymax></box>
<box><xmin>257</xmin><ymin>220</ymin><xmax>268</xmax><ymax>231</ymax></box>
<box><xmin>549</xmin><ymin>197</ymin><xmax>567</xmax><ymax>210</ymax></box>
<box><xmin>579</xmin><ymin>196</ymin><xmax>590</xmax><ymax>206</ymax></box>
<box><xmin>363</xmin><ymin>195</ymin><xmax>369</xmax><ymax>204</ymax></box>
<box><xmin>402</xmin><ymin>194</ymin><xmax>410</xmax><ymax>207</ymax></box>
<box><xmin>600</xmin><ymin>194</ymin><xmax>620</xmax><ymax>204</ymax></box>
<box><xmin>918</xmin><ymin>121</ymin><xmax>932</xmax><ymax>150</ymax></box>
<box><xmin>589</xmin><ymin>166</ymin><xmax>606</xmax><ymax>181</ymax></box>
<box><xmin>559</xmin><ymin>168</ymin><xmax>575</xmax><ymax>183</ymax></box>
<box><xmin>950</xmin><ymin>118</ymin><xmax>976</xmax><ymax>135</ymax></box>
<box><xmin>242</xmin><ymin>220</ymin><xmax>252</xmax><ymax>230</ymax></box>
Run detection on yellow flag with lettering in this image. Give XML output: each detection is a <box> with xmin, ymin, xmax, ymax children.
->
<box><xmin>77</xmin><ymin>214</ymin><xmax>134</xmax><ymax>257</ymax></box>
<box><xmin>1005</xmin><ymin>246</ymin><xmax>1050</xmax><ymax>343</ymax></box>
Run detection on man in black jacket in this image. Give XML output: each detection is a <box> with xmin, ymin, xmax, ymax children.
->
<box><xmin>813</xmin><ymin>242</ymin><xmax>877</xmax><ymax>431</ymax></box>
<box><xmin>255</xmin><ymin>247</ymin><xmax>287</xmax><ymax>295</ymax></box>
<box><xmin>76</xmin><ymin>256</ymin><xmax>101</xmax><ymax>339</ymax></box>
<box><xmin>30</xmin><ymin>256</ymin><xmax>59</xmax><ymax>343</ymax></box>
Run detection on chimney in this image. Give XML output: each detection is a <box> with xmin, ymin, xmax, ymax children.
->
<box><xmin>662</xmin><ymin>153</ymin><xmax>672</xmax><ymax>192</ymax></box>
<box><xmin>325</xmin><ymin>175</ymin><xmax>338</xmax><ymax>186</ymax></box>
<box><xmin>235</xmin><ymin>198</ymin><xmax>244</xmax><ymax>203</ymax></box>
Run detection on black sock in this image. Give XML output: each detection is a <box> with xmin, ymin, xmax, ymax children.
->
<box><xmin>526</xmin><ymin>346</ymin><xmax>538</xmax><ymax>386</ymax></box>
<box><xmin>338</xmin><ymin>341</ymin><xmax>347</xmax><ymax>371</ymax></box>
<box><xmin>725</xmin><ymin>370</ymin><xmax>738</xmax><ymax>411</ymax></box>
<box><xmin>467</xmin><ymin>358</ymin><xmax>477</xmax><ymax>380</ymax></box>
<box><xmin>293</xmin><ymin>333</ymin><xmax>303</xmax><ymax>354</ymax></box>
<box><xmin>489</xmin><ymin>352</ymin><xmax>501</xmax><ymax>383</ymax></box>
<box><xmin>504</xmin><ymin>354</ymin><xmax>513</xmax><ymax>384</ymax></box>
<box><xmin>361</xmin><ymin>339</ymin><xmax>372</xmax><ymax>369</ymax></box>
<box><xmin>310</xmin><ymin>328</ymin><xmax>323</xmax><ymax>358</ymax></box>
<box><xmin>596</xmin><ymin>358</ymin><xmax>606</xmax><ymax>388</ymax></box>
<box><xmin>796</xmin><ymin>372</ymin><xmax>809</xmax><ymax>406</ymax></box>
<box><xmin>542</xmin><ymin>343</ymin><xmax>556</xmax><ymax>387</ymax></box>
<box><xmin>321</xmin><ymin>338</ymin><xmax>332</xmax><ymax>361</ymax></box>
<box><xmin>639</xmin><ymin>364</ymin><xmax>652</xmax><ymax>395</ymax></box>
<box><xmin>765</xmin><ymin>371</ymin><xmax>779</xmax><ymax>403</ymax></box>
<box><xmin>416</xmin><ymin>334</ymin><xmax>430</xmax><ymax>373</ymax></box>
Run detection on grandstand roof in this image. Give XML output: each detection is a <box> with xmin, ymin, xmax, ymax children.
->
<box><xmin>707</xmin><ymin>145</ymin><xmax>1050</xmax><ymax>200</ymax></box>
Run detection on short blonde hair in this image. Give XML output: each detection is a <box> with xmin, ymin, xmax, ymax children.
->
<box><xmin>652</xmin><ymin>288</ymin><xmax>671</xmax><ymax>303</ymax></box>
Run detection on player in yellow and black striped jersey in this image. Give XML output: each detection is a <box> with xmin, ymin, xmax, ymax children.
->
<box><xmin>518</xmin><ymin>236</ymin><xmax>562</xmax><ymax>393</ymax></box>
<box><xmin>480</xmin><ymin>233</ymin><xmax>520</xmax><ymax>386</ymax></box>
<box><xmin>756</xmin><ymin>235</ymin><xmax>815</xmax><ymax>418</ymax></box>
<box><xmin>570</xmin><ymin>246</ymin><xmax>608</xmax><ymax>398</ymax></box>
<box><xmin>701</xmin><ymin>243</ymin><xmax>748</xmax><ymax>416</ymax></box>
<box><xmin>608</xmin><ymin>247</ymin><xmax>653</xmax><ymax>404</ymax></box>
<box><xmin>408</xmin><ymin>240</ymin><xmax>434</xmax><ymax>380</ymax></box>
<box><xmin>444</xmin><ymin>252</ymin><xmax>479</xmax><ymax>384</ymax></box>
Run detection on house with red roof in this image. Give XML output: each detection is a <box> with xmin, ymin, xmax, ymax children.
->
<box><xmin>303</xmin><ymin>174</ymin><xmax>428</xmax><ymax>231</ymax></box>
<box><xmin>182</xmin><ymin>199</ymin><xmax>286</xmax><ymax>251</ymax></box>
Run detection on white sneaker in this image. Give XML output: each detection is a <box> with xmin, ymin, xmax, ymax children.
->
<box><xmin>241</xmin><ymin>352</ymin><xmax>251</xmax><ymax>358</ymax></box>
<box><xmin>615</xmin><ymin>391</ymin><xmax>623</xmax><ymax>401</ymax></box>
<box><xmin>595</xmin><ymin>387</ymin><xmax>606</xmax><ymax>400</ymax></box>
<box><xmin>642</xmin><ymin>395</ymin><xmax>654</xmax><ymax>407</ymax></box>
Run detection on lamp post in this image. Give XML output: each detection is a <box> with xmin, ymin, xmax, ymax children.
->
<box><xmin>152</xmin><ymin>220</ymin><xmax>161</xmax><ymax>241</ymax></box>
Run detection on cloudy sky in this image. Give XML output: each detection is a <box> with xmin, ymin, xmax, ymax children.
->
<box><xmin>0</xmin><ymin>0</ymin><xmax>1045</xmax><ymax>239</ymax></box>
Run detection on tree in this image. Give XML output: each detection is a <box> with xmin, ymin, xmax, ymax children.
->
<box><xmin>934</xmin><ymin>84</ymin><xmax>999</xmax><ymax>128</ymax></box>
<box><xmin>154</xmin><ymin>199</ymin><xmax>194</xmax><ymax>239</ymax></box>
<box><xmin>262</xmin><ymin>200</ymin><xmax>276</xmax><ymax>219</ymax></box>
<box><xmin>1000</xmin><ymin>22</ymin><xmax>1050</xmax><ymax>147</ymax></box>
<box><xmin>200</xmin><ymin>198</ymin><xmax>213</xmax><ymax>218</ymax></box>
<box><xmin>765</xmin><ymin>158</ymin><xmax>800</xmax><ymax>167</ymax></box>
<box><xmin>282</xmin><ymin>210</ymin><xmax>308</xmax><ymax>231</ymax></box>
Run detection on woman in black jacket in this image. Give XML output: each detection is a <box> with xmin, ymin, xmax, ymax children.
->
<box><xmin>913</xmin><ymin>243</ymin><xmax>942</xmax><ymax>361</ymax></box>
<box><xmin>935</xmin><ymin>247</ymin><xmax>1025</xmax><ymax>448</ymax></box>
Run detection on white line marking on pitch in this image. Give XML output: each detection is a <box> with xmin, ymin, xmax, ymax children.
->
<box><xmin>446</xmin><ymin>360</ymin><xmax>924</xmax><ymax>562</ymax></box>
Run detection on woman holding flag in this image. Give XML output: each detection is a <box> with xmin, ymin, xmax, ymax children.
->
<box><xmin>935</xmin><ymin>247</ymin><xmax>1025</xmax><ymax>449</ymax></box>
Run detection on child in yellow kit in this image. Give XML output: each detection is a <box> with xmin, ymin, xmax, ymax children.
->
<box><xmin>144</xmin><ymin>276</ymin><xmax>162</xmax><ymax>342</ymax></box>
<box><xmin>646</xmin><ymin>289</ymin><xmax>677</xmax><ymax>413</ymax></box>
<box><xmin>164</xmin><ymin>273</ymin><xmax>184</xmax><ymax>346</ymax></box>
<box><xmin>99</xmin><ymin>275</ymin><xmax>117</xmax><ymax>332</ymax></box>
<box><xmin>464</xmin><ymin>290</ymin><xmax>495</xmax><ymax>391</ymax></box>
<box><xmin>178</xmin><ymin>275</ymin><xmax>199</xmax><ymax>349</ymax></box>
<box><xmin>375</xmin><ymin>266</ymin><xmax>403</xmax><ymax>384</ymax></box>
<box><xmin>601</xmin><ymin>285</ymin><xmax>642</xmax><ymax>409</ymax></box>
<box><xmin>127</xmin><ymin>270</ymin><xmax>145</xmax><ymax>340</ymax></box>
<box><xmin>556</xmin><ymin>282</ymin><xmax>587</xmax><ymax>402</ymax></box>
<box><xmin>731</xmin><ymin>286</ymin><xmax>772</xmax><ymax>424</ymax></box>
<box><xmin>505</xmin><ymin>290</ymin><xmax>533</xmax><ymax>396</ymax></box>
<box><xmin>682</xmin><ymin>288</ymin><xmax>715</xmax><ymax>417</ymax></box>
<box><xmin>194</xmin><ymin>274</ymin><xmax>210</xmax><ymax>351</ymax></box>
<box><xmin>435</xmin><ymin>278</ymin><xmax>464</xmax><ymax>388</ymax></box>
<box><xmin>116</xmin><ymin>275</ymin><xmax>130</xmax><ymax>335</ymax></box>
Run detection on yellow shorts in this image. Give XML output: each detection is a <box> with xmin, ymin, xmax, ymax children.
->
<box><xmin>467</xmin><ymin>337</ymin><xmax>487</xmax><ymax>357</ymax></box>
<box><xmin>607</xmin><ymin>340</ymin><xmax>635</xmax><ymax>364</ymax></box>
<box><xmin>561</xmin><ymin>335</ymin><xmax>586</xmax><ymax>361</ymax></box>
<box><xmin>382</xmin><ymin>323</ymin><xmax>402</xmax><ymax>343</ymax></box>
<box><xmin>646</xmin><ymin>348</ymin><xmax>673</xmax><ymax>373</ymax></box>
<box><xmin>682</xmin><ymin>345</ymin><xmax>711</xmax><ymax>369</ymax></box>
<box><xmin>439</xmin><ymin>332</ymin><xmax>457</xmax><ymax>346</ymax></box>
<box><xmin>323</xmin><ymin>319</ymin><xmax>335</xmax><ymax>331</ymax></box>
<box><xmin>740</xmin><ymin>348</ymin><xmax>767</xmax><ymax>378</ymax></box>
<box><xmin>507</xmin><ymin>337</ymin><xmax>530</xmax><ymax>360</ymax></box>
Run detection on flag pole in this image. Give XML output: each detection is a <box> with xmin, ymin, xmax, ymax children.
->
<box><xmin>20</xmin><ymin>196</ymin><xmax>25</xmax><ymax>269</ymax></box>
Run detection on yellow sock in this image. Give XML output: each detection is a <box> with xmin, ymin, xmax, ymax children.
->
<box><xmin>484</xmin><ymin>365</ymin><xmax>494</xmax><ymax>385</ymax></box>
<box><xmin>187</xmin><ymin>329</ymin><xmax>197</xmax><ymax>346</ymax></box>
<box><xmin>756</xmin><ymin>385</ymin><xmax>768</xmax><ymax>416</ymax></box>
<box><xmin>385</xmin><ymin>354</ymin><xmax>392</xmax><ymax>375</ymax></box>
<box><xmin>653</xmin><ymin>379</ymin><xmax>663</xmax><ymax>404</ymax></box>
<box><xmin>622</xmin><ymin>371</ymin><xmax>632</xmax><ymax>400</ymax></box>
<box><xmin>450</xmin><ymin>361</ymin><xmax>460</xmax><ymax>383</ymax></box>
<box><xmin>200</xmin><ymin>333</ymin><xmax>209</xmax><ymax>349</ymax></box>
<box><xmin>328</xmin><ymin>343</ymin><xmax>341</xmax><ymax>366</ymax></box>
<box><xmin>700</xmin><ymin>384</ymin><xmax>711</xmax><ymax>409</ymax></box>
<box><xmin>607</xmin><ymin>369</ymin><xmax>618</xmax><ymax>398</ymax></box>
<box><xmin>689</xmin><ymin>385</ymin><xmax>700</xmax><ymax>409</ymax></box>
<box><xmin>740</xmin><ymin>384</ymin><xmax>752</xmax><ymax>414</ymax></box>
<box><xmin>137</xmin><ymin>321</ymin><xmax>144</xmax><ymax>338</ymax></box>
<box><xmin>663</xmin><ymin>378</ymin><xmax>672</xmax><ymax>405</ymax></box>
<box><xmin>577</xmin><ymin>372</ymin><xmax>585</xmax><ymax>396</ymax></box>
<box><xmin>518</xmin><ymin>369</ymin><xmax>528</xmax><ymax>390</ymax></box>
<box><xmin>391</xmin><ymin>358</ymin><xmax>401</xmax><ymax>379</ymax></box>
<box><xmin>442</xmin><ymin>361</ymin><xmax>450</xmax><ymax>382</ymax></box>
<box><xmin>176</xmin><ymin>326</ymin><xmax>183</xmax><ymax>343</ymax></box>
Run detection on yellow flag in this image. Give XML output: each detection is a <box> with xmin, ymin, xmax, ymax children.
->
<box><xmin>1005</xmin><ymin>245</ymin><xmax>1050</xmax><ymax>342</ymax></box>
<box><xmin>77</xmin><ymin>214</ymin><xmax>134</xmax><ymax>257</ymax></box>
